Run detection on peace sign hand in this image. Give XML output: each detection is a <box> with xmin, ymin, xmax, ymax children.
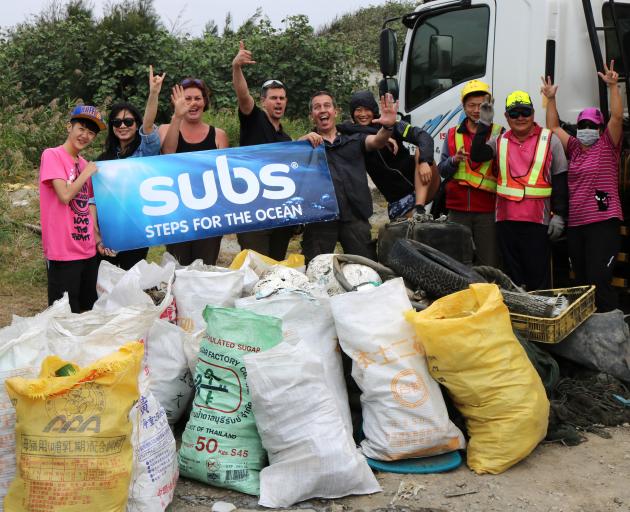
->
<box><xmin>598</xmin><ymin>60</ymin><xmax>619</xmax><ymax>87</ymax></box>
<box><xmin>540</xmin><ymin>75</ymin><xmax>558</xmax><ymax>99</ymax></box>
<box><xmin>149</xmin><ymin>64</ymin><xmax>166</xmax><ymax>95</ymax></box>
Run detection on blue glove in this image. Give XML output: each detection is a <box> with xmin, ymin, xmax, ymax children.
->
<box><xmin>547</xmin><ymin>215</ymin><xmax>565</xmax><ymax>241</ymax></box>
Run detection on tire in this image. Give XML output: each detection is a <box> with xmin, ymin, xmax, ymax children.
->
<box><xmin>387</xmin><ymin>239</ymin><xmax>485</xmax><ymax>298</ymax></box>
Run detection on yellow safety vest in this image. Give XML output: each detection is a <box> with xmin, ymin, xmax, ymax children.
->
<box><xmin>496</xmin><ymin>128</ymin><xmax>553</xmax><ymax>201</ymax></box>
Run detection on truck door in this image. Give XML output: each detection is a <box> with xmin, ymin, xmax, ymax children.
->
<box><xmin>399</xmin><ymin>0</ymin><xmax>495</xmax><ymax>163</ymax></box>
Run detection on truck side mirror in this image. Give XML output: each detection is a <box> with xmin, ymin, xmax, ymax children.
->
<box><xmin>379</xmin><ymin>77</ymin><xmax>399</xmax><ymax>101</ymax></box>
<box><xmin>429</xmin><ymin>35</ymin><xmax>453</xmax><ymax>78</ymax></box>
<box><xmin>380</xmin><ymin>28</ymin><xmax>399</xmax><ymax>77</ymax></box>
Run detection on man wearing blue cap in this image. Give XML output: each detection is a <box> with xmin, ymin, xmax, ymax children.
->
<box><xmin>39</xmin><ymin>105</ymin><xmax>105</xmax><ymax>312</ymax></box>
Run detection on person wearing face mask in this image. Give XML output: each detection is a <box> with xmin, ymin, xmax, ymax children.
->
<box><xmin>92</xmin><ymin>65</ymin><xmax>165</xmax><ymax>270</ymax></box>
<box><xmin>542</xmin><ymin>61</ymin><xmax>623</xmax><ymax>311</ymax></box>
<box><xmin>470</xmin><ymin>90</ymin><xmax>568</xmax><ymax>291</ymax></box>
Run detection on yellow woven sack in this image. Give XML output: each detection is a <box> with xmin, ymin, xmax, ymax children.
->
<box><xmin>4</xmin><ymin>342</ymin><xmax>143</xmax><ymax>511</ymax></box>
<box><xmin>405</xmin><ymin>284</ymin><xmax>549</xmax><ymax>474</ymax></box>
<box><xmin>229</xmin><ymin>249</ymin><xmax>305</xmax><ymax>270</ymax></box>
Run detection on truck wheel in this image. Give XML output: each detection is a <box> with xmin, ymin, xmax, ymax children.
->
<box><xmin>387</xmin><ymin>239</ymin><xmax>485</xmax><ymax>298</ymax></box>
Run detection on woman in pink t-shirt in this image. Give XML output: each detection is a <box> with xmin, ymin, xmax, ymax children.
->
<box><xmin>542</xmin><ymin>61</ymin><xmax>623</xmax><ymax>311</ymax></box>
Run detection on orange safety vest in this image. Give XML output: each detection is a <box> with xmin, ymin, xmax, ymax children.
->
<box><xmin>496</xmin><ymin>128</ymin><xmax>553</xmax><ymax>201</ymax></box>
<box><xmin>447</xmin><ymin>123</ymin><xmax>502</xmax><ymax>193</ymax></box>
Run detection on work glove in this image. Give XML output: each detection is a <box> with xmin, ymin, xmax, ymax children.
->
<box><xmin>547</xmin><ymin>215</ymin><xmax>565</xmax><ymax>241</ymax></box>
<box><xmin>479</xmin><ymin>100</ymin><xmax>494</xmax><ymax>126</ymax></box>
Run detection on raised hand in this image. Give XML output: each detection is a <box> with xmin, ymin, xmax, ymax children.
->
<box><xmin>373</xmin><ymin>93</ymin><xmax>399</xmax><ymax>127</ymax></box>
<box><xmin>149</xmin><ymin>64</ymin><xmax>166</xmax><ymax>95</ymax></box>
<box><xmin>540</xmin><ymin>75</ymin><xmax>558</xmax><ymax>98</ymax></box>
<box><xmin>171</xmin><ymin>84</ymin><xmax>189</xmax><ymax>118</ymax></box>
<box><xmin>232</xmin><ymin>40</ymin><xmax>256</xmax><ymax>68</ymax></box>
<box><xmin>598</xmin><ymin>60</ymin><xmax>619</xmax><ymax>87</ymax></box>
<box><xmin>479</xmin><ymin>99</ymin><xmax>494</xmax><ymax>126</ymax></box>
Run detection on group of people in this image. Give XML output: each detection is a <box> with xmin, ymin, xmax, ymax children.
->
<box><xmin>39</xmin><ymin>41</ymin><xmax>437</xmax><ymax>313</ymax></box>
<box><xmin>38</xmin><ymin>39</ymin><xmax>623</xmax><ymax>315</ymax></box>
<box><xmin>439</xmin><ymin>62</ymin><xmax>623</xmax><ymax>312</ymax></box>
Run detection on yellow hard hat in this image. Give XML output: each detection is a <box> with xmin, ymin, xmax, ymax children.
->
<box><xmin>505</xmin><ymin>90</ymin><xmax>533</xmax><ymax>110</ymax></box>
<box><xmin>460</xmin><ymin>79</ymin><xmax>491</xmax><ymax>102</ymax></box>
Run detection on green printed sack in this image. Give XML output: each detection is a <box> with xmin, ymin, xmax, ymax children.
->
<box><xmin>178</xmin><ymin>306</ymin><xmax>282</xmax><ymax>495</ymax></box>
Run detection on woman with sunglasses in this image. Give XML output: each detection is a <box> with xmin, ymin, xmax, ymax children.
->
<box><xmin>93</xmin><ymin>65</ymin><xmax>165</xmax><ymax>270</ymax></box>
<box><xmin>158</xmin><ymin>78</ymin><xmax>228</xmax><ymax>265</ymax></box>
<box><xmin>542</xmin><ymin>61</ymin><xmax>623</xmax><ymax>312</ymax></box>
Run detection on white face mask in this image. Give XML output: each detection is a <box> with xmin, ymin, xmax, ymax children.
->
<box><xmin>576</xmin><ymin>128</ymin><xmax>600</xmax><ymax>146</ymax></box>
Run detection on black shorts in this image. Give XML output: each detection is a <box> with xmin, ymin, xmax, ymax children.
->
<box><xmin>47</xmin><ymin>256</ymin><xmax>99</xmax><ymax>313</ymax></box>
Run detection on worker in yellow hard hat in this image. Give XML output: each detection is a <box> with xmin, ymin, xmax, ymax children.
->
<box><xmin>437</xmin><ymin>79</ymin><xmax>503</xmax><ymax>267</ymax></box>
<box><xmin>469</xmin><ymin>89</ymin><xmax>569</xmax><ymax>290</ymax></box>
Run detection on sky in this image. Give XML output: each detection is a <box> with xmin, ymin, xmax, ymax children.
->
<box><xmin>1</xmin><ymin>0</ymin><xmax>393</xmax><ymax>35</ymax></box>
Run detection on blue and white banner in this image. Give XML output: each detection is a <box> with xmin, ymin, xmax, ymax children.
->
<box><xmin>92</xmin><ymin>141</ymin><xmax>338</xmax><ymax>251</ymax></box>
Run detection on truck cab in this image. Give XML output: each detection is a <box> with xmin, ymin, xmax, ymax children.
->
<box><xmin>381</xmin><ymin>0</ymin><xmax>630</xmax><ymax>159</ymax></box>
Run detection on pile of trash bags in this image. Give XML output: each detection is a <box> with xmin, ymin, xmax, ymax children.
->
<box><xmin>1</xmin><ymin>242</ymin><xmax>628</xmax><ymax>511</ymax></box>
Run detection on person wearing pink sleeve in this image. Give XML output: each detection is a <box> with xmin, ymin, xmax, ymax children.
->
<box><xmin>542</xmin><ymin>60</ymin><xmax>623</xmax><ymax>311</ymax></box>
<box><xmin>39</xmin><ymin>105</ymin><xmax>106</xmax><ymax>313</ymax></box>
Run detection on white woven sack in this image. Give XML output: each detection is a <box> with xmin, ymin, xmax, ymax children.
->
<box><xmin>244</xmin><ymin>341</ymin><xmax>380</xmax><ymax>508</ymax></box>
<box><xmin>236</xmin><ymin>291</ymin><xmax>352</xmax><ymax>435</ymax></box>
<box><xmin>146</xmin><ymin>319</ymin><xmax>195</xmax><ymax>424</ymax></box>
<box><xmin>173</xmin><ymin>268</ymin><xmax>244</xmax><ymax>332</ymax></box>
<box><xmin>94</xmin><ymin>260</ymin><xmax>177</xmax><ymax>322</ymax></box>
<box><xmin>330</xmin><ymin>278</ymin><xmax>466</xmax><ymax>461</ymax></box>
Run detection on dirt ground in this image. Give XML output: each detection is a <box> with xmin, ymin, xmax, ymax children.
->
<box><xmin>171</xmin><ymin>427</ymin><xmax>630</xmax><ymax>512</ymax></box>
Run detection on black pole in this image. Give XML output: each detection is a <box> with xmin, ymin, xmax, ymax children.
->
<box><xmin>582</xmin><ymin>0</ymin><xmax>610</xmax><ymax>118</ymax></box>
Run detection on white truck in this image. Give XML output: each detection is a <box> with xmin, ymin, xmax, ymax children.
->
<box><xmin>378</xmin><ymin>0</ymin><xmax>630</xmax><ymax>289</ymax></box>
<box><xmin>380</xmin><ymin>0</ymin><xmax>628</xmax><ymax>149</ymax></box>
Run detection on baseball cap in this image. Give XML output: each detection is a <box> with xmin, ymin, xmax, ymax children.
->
<box><xmin>577</xmin><ymin>107</ymin><xmax>605</xmax><ymax>126</ymax></box>
<box><xmin>505</xmin><ymin>90</ymin><xmax>533</xmax><ymax>111</ymax></box>
<box><xmin>70</xmin><ymin>105</ymin><xmax>106</xmax><ymax>131</ymax></box>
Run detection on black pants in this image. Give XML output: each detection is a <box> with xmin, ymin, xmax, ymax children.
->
<box><xmin>237</xmin><ymin>226</ymin><xmax>294</xmax><ymax>261</ymax></box>
<box><xmin>47</xmin><ymin>255</ymin><xmax>99</xmax><ymax>313</ymax></box>
<box><xmin>568</xmin><ymin>218</ymin><xmax>620</xmax><ymax>312</ymax></box>
<box><xmin>166</xmin><ymin>237</ymin><xmax>222</xmax><ymax>266</ymax></box>
<box><xmin>301</xmin><ymin>219</ymin><xmax>377</xmax><ymax>264</ymax></box>
<box><xmin>103</xmin><ymin>247</ymin><xmax>149</xmax><ymax>271</ymax></box>
<box><xmin>496</xmin><ymin>221</ymin><xmax>550</xmax><ymax>291</ymax></box>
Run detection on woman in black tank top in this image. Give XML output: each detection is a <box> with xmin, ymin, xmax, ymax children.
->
<box><xmin>158</xmin><ymin>78</ymin><xmax>229</xmax><ymax>266</ymax></box>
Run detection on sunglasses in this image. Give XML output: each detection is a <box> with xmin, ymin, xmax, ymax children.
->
<box><xmin>262</xmin><ymin>79</ymin><xmax>285</xmax><ymax>90</ymax></box>
<box><xmin>181</xmin><ymin>78</ymin><xmax>204</xmax><ymax>88</ymax></box>
<box><xmin>112</xmin><ymin>118</ymin><xmax>135</xmax><ymax>128</ymax></box>
<box><xmin>507</xmin><ymin>107</ymin><xmax>533</xmax><ymax>119</ymax></box>
<box><xmin>577</xmin><ymin>120</ymin><xmax>601</xmax><ymax>130</ymax></box>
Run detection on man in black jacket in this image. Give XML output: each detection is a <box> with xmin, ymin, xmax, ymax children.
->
<box><xmin>337</xmin><ymin>90</ymin><xmax>439</xmax><ymax>220</ymax></box>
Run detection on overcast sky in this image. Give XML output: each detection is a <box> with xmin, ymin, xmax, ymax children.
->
<box><xmin>1</xmin><ymin>0</ymin><xmax>397</xmax><ymax>35</ymax></box>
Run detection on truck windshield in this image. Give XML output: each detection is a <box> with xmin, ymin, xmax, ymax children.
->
<box><xmin>406</xmin><ymin>6</ymin><xmax>490</xmax><ymax>110</ymax></box>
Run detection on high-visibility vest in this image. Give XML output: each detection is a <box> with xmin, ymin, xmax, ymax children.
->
<box><xmin>496</xmin><ymin>128</ymin><xmax>553</xmax><ymax>201</ymax></box>
<box><xmin>448</xmin><ymin>123</ymin><xmax>502</xmax><ymax>193</ymax></box>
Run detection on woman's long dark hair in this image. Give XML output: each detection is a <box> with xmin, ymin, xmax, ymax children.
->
<box><xmin>97</xmin><ymin>102</ymin><xmax>144</xmax><ymax>161</ymax></box>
